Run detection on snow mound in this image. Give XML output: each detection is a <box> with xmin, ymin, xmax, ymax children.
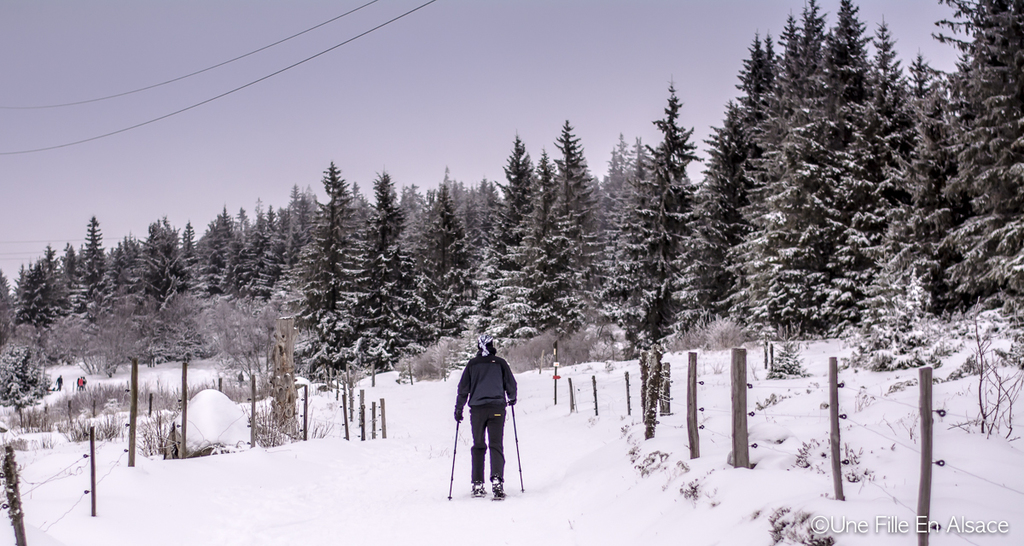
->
<box><xmin>175</xmin><ymin>389</ymin><xmax>250</xmax><ymax>453</ymax></box>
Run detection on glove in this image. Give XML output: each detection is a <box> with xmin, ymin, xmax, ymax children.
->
<box><xmin>507</xmin><ymin>398</ymin><xmax>516</xmax><ymax>406</ymax></box>
<box><xmin>455</xmin><ymin>408</ymin><xmax>463</xmax><ymax>422</ymax></box>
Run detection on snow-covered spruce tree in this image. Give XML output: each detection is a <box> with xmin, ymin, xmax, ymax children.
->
<box><xmin>940</xmin><ymin>0</ymin><xmax>1024</xmax><ymax>309</ymax></box>
<box><xmin>197</xmin><ymin>207</ymin><xmax>235</xmax><ymax>297</ymax></box>
<box><xmin>738</xmin><ymin>1</ymin><xmax>877</xmax><ymax>335</ymax></box>
<box><xmin>520</xmin><ymin>121</ymin><xmax>601</xmax><ymax>336</ymax></box>
<box><xmin>0</xmin><ymin>271</ymin><xmax>13</xmax><ymax>348</ymax></box>
<box><xmin>703</xmin><ymin>34</ymin><xmax>776</xmax><ymax>318</ymax></box>
<box><xmin>102</xmin><ymin>236</ymin><xmax>143</xmax><ymax>298</ymax></box>
<box><xmin>357</xmin><ymin>171</ymin><xmax>420</xmax><ymax>374</ymax></box>
<box><xmin>62</xmin><ymin>243</ymin><xmax>83</xmax><ymax>317</ymax></box>
<box><xmin>233</xmin><ymin>205</ymin><xmax>283</xmax><ymax>301</ymax></box>
<box><xmin>690</xmin><ymin>102</ymin><xmax>750</xmax><ymax>318</ymax></box>
<box><xmin>490</xmin><ymin>137</ymin><xmax>538</xmax><ymax>338</ymax></box>
<box><xmin>847</xmin><ymin>263</ymin><xmax>949</xmax><ymax>371</ymax></box>
<box><xmin>899</xmin><ymin>55</ymin><xmax>970</xmax><ymax>314</ymax></box>
<box><xmin>767</xmin><ymin>340</ymin><xmax>808</xmax><ymax>379</ymax></box>
<box><xmin>142</xmin><ymin>217</ymin><xmax>188</xmax><ymax>305</ymax></box>
<box><xmin>299</xmin><ymin>163</ymin><xmax>364</xmax><ymax>375</ymax></box>
<box><xmin>553</xmin><ymin>121</ymin><xmax>602</xmax><ymax>293</ymax></box>
<box><xmin>418</xmin><ymin>182</ymin><xmax>471</xmax><ymax>342</ymax></box>
<box><xmin>613</xmin><ymin>85</ymin><xmax>699</xmax><ymax>349</ymax></box>
<box><xmin>0</xmin><ymin>345</ymin><xmax>47</xmax><ymax>410</ymax></box>
<box><xmin>519</xmin><ymin>147</ymin><xmax>584</xmax><ymax>335</ymax></box>
<box><xmin>80</xmin><ymin>216</ymin><xmax>106</xmax><ymax>312</ymax></box>
<box><xmin>16</xmin><ymin>245</ymin><xmax>70</xmax><ymax>329</ymax></box>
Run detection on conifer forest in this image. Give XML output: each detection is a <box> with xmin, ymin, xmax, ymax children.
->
<box><xmin>2</xmin><ymin>0</ymin><xmax>1023</xmax><ymax>386</ymax></box>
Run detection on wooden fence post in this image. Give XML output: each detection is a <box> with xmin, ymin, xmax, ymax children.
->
<box><xmin>568</xmin><ymin>377</ymin><xmax>575</xmax><ymax>413</ymax></box>
<box><xmin>625</xmin><ymin>371</ymin><xmax>631</xmax><ymax>416</ymax></box>
<box><xmin>90</xmin><ymin>426</ymin><xmax>97</xmax><ymax>516</ymax></box>
<box><xmin>251</xmin><ymin>374</ymin><xmax>257</xmax><ymax>448</ymax></box>
<box><xmin>828</xmin><ymin>357</ymin><xmax>845</xmax><ymax>501</ymax></box>
<box><xmin>731</xmin><ymin>348</ymin><xmax>749</xmax><ymax>469</ymax></box>
<box><xmin>360</xmin><ymin>389</ymin><xmax>366</xmax><ymax>442</ymax></box>
<box><xmin>3</xmin><ymin>445</ymin><xmax>27</xmax><ymax>546</ymax></box>
<box><xmin>688</xmin><ymin>352</ymin><xmax>700</xmax><ymax>459</ymax></box>
<box><xmin>342</xmin><ymin>393</ymin><xmax>350</xmax><ymax>441</ymax></box>
<box><xmin>380</xmin><ymin>398</ymin><xmax>387</xmax><ymax>439</ymax></box>
<box><xmin>371</xmin><ymin>401</ymin><xmax>377</xmax><ymax>439</ymax></box>
<box><xmin>592</xmin><ymin>375</ymin><xmax>599</xmax><ymax>417</ymax></box>
<box><xmin>660</xmin><ymin>354</ymin><xmax>671</xmax><ymax>416</ymax></box>
<box><xmin>643</xmin><ymin>348</ymin><xmax>663</xmax><ymax>440</ymax></box>
<box><xmin>303</xmin><ymin>384</ymin><xmax>309</xmax><ymax>442</ymax></box>
<box><xmin>918</xmin><ymin>366</ymin><xmax>934</xmax><ymax>545</ymax></box>
<box><xmin>129</xmin><ymin>357</ymin><xmax>138</xmax><ymax>467</ymax></box>
<box><xmin>181</xmin><ymin>361</ymin><xmax>189</xmax><ymax>459</ymax></box>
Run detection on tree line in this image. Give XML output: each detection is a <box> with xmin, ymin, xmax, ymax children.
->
<box><xmin>0</xmin><ymin>0</ymin><xmax>1020</xmax><ymax>381</ymax></box>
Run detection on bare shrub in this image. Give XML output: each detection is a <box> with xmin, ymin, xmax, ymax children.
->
<box><xmin>254</xmin><ymin>402</ymin><xmax>294</xmax><ymax>448</ymax></box>
<box><xmin>13</xmin><ymin>405</ymin><xmax>57</xmax><ymax>433</ymax></box>
<box><xmin>1</xmin><ymin>438</ymin><xmax>29</xmax><ymax>451</ymax></box>
<box><xmin>502</xmin><ymin>327</ymin><xmax>618</xmax><ymax>374</ymax></box>
<box><xmin>205</xmin><ymin>298</ymin><xmax>280</xmax><ymax>375</ymax></box>
<box><xmin>705</xmin><ymin>318</ymin><xmax>749</xmax><ymax>350</ymax></box>
<box><xmin>139</xmin><ymin>411</ymin><xmax>176</xmax><ymax>457</ymax></box>
<box><xmin>58</xmin><ymin>414</ymin><xmax>125</xmax><ymax>443</ymax></box>
<box><xmin>667</xmin><ymin>317</ymin><xmax>749</xmax><ymax>352</ymax></box>
<box><xmin>402</xmin><ymin>336</ymin><xmax>470</xmax><ymax>381</ymax></box>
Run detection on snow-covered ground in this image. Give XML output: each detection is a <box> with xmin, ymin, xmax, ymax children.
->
<box><xmin>3</xmin><ymin>340</ymin><xmax>1022</xmax><ymax>545</ymax></box>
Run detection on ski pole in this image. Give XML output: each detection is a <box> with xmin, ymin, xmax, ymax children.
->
<box><xmin>448</xmin><ymin>421</ymin><xmax>460</xmax><ymax>500</ymax></box>
<box><xmin>511</xmin><ymin>405</ymin><xmax>524</xmax><ymax>492</ymax></box>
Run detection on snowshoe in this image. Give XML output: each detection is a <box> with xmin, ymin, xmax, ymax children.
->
<box><xmin>471</xmin><ymin>482</ymin><xmax>487</xmax><ymax>498</ymax></box>
<box><xmin>491</xmin><ymin>478</ymin><xmax>505</xmax><ymax>501</ymax></box>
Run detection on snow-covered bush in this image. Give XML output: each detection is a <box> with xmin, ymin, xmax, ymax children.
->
<box><xmin>0</xmin><ymin>345</ymin><xmax>48</xmax><ymax>410</ymax></box>
<box><xmin>998</xmin><ymin>335</ymin><xmax>1024</xmax><ymax>369</ymax></box>
<box><xmin>846</xmin><ymin>269</ymin><xmax>954</xmax><ymax>371</ymax></box>
<box><xmin>767</xmin><ymin>341</ymin><xmax>808</xmax><ymax>379</ymax></box>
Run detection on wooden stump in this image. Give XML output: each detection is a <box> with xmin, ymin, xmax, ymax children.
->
<box><xmin>270</xmin><ymin>318</ymin><xmax>298</xmax><ymax>430</ymax></box>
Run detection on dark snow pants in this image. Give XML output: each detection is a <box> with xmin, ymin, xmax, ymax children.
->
<box><xmin>470</xmin><ymin>403</ymin><xmax>506</xmax><ymax>483</ymax></box>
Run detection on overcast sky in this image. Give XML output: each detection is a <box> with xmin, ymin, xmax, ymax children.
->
<box><xmin>0</xmin><ymin>0</ymin><xmax>959</xmax><ymax>281</ymax></box>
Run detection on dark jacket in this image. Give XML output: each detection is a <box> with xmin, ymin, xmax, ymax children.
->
<box><xmin>455</xmin><ymin>354</ymin><xmax>517</xmax><ymax>411</ymax></box>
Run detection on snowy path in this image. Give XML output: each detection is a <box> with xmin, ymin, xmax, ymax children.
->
<box><xmin>8</xmin><ymin>344</ymin><xmax>1024</xmax><ymax>546</ymax></box>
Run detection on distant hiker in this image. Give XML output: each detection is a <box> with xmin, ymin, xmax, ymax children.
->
<box><xmin>56</xmin><ymin>375</ymin><xmax>63</xmax><ymax>391</ymax></box>
<box><xmin>238</xmin><ymin>371</ymin><xmax>245</xmax><ymax>386</ymax></box>
<box><xmin>77</xmin><ymin>377</ymin><xmax>85</xmax><ymax>391</ymax></box>
<box><xmin>454</xmin><ymin>335</ymin><xmax>517</xmax><ymax>500</ymax></box>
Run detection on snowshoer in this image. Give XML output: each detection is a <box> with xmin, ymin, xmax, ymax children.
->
<box><xmin>56</xmin><ymin>375</ymin><xmax>63</xmax><ymax>391</ymax></box>
<box><xmin>454</xmin><ymin>335</ymin><xmax>517</xmax><ymax>499</ymax></box>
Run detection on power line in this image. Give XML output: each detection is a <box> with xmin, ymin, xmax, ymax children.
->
<box><xmin>0</xmin><ymin>0</ymin><xmax>440</xmax><ymax>156</ymax></box>
<box><xmin>0</xmin><ymin>239</ymin><xmax>85</xmax><ymax>245</ymax></box>
<box><xmin>0</xmin><ymin>0</ymin><xmax>381</xmax><ymax>110</ymax></box>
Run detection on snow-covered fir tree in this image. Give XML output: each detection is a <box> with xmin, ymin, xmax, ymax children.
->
<box><xmin>612</xmin><ymin>85</ymin><xmax>699</xmax><ymax>349</ymax></box>
<box><xmin>142</xmin><ymin>218</ymin><xmax>188</xmax><ymax>305</ymax></box>
<box><xmin>940</xmin><ymin>0</ymin><xmax>1024</xmax><ymax>310</ymax></box>
<box><xmin>16</xmin><ymin>245</ymin><xmax>69</xmax><ymax>329</ymax></box>
<box><xmin>300</xmin><ymin>163</ymin><xmax>364</xmax><ymax>374</ymax></box>
<box><xmin>418</xmin><ymin>182</ymin><xmax>471</xmax><ymax>341</ymax></box>
<box><xmin>0</xmin><ymin>271</ymin><xmax>13</xmax><ymax>348</ymax></box>
<box><xmin>0</xmin><ymin>344</ymin><xmax>47</xmax><ymax>410</ymax></box>
<box><xmin>767</xmin><ymin>340</ymin><xmax>808</xmax><ymax>379</ymax></box>
<box><xmin>357</xmin><ymin>171</ymin><xmax>421</xmax><ymax>373</ymax></box>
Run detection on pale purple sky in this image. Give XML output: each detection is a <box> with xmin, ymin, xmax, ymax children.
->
<box><xmin>0</xmin><ymin>0</ymin><xmax>959</xmax><ymax>280</ymax></box>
